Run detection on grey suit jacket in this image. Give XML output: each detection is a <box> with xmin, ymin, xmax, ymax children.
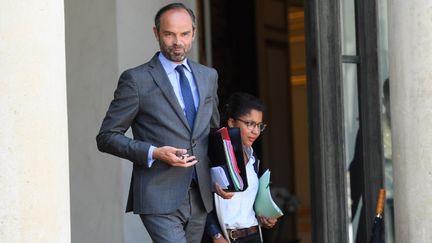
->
<box><xmin>96</xmin><ymin>53</ymin><xmax>219</xmax><ymax>214</ymax></box>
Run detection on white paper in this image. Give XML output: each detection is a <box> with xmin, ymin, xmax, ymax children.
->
<box><xmin>210</xmin><ymin>166</ymin><xmax>230</xmax><ymax>189</ymax></box>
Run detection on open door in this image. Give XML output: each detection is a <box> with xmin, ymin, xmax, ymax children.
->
<box><xmin>200</xmin><ymin>0</ymin><xmax>312</xmax><ymax>242</ymax></box>
<box><xmin>255</xmin><ymin>0</ymin><xmax>310</xmax><ymax>242</ymax></box>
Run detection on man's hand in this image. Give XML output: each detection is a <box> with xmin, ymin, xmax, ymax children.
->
<box><xmin>153</xmin><ymin>146</ymin><xmax>197</xmax><ymax>167</ymax></box>
<box><xmin>214</xmin><ymin>183</ymin><xmax>234</xmax><ymax>199</ymax></box>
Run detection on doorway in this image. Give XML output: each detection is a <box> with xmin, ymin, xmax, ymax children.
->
<box><xmin>198</xmin><ymin>1</ymin><xmax>311</xmax><ymax>242</ymax></box>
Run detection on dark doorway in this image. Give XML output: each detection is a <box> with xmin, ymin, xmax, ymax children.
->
<box><xmin>207</xmin><ymin>0</ymin><xmax>258</xmax><ymax>106</ymax></box>
<box><xmin>199</xmin><ymin>1</ymin><xmax>312</xmax><ymax>243</ymax></box>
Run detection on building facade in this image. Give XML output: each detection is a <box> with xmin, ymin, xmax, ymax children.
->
<box><xmin>1</xmin><ymin>0</ymin><xmax>432</xmax><ymax>242</ymax></box>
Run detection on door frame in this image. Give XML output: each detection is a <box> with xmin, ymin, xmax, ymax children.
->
<box><xmin>304</xmin><ymin>0</ymin><xmax>384</xmax><ymax>242</ymax></box>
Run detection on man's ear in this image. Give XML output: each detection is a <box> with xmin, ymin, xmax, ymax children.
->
<box><xmin>192</xmin><ymin>28</ymin><xmax>196</xmax><ymax>41</ymax></box>
<box><xmin>153</xmin><ymin>27</ymin><xmax>159</xmax><ymax>41</ymax></box>
<box><xmin>227</xmin><ymin>118</ymin><xmax>235</xmax><ymax>128</ymax></box>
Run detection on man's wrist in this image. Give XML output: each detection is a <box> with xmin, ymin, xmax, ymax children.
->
<box><xmin>151</xmin><ymin>146</ymin><xmax>159</xmax><ymax>160</ymax></box>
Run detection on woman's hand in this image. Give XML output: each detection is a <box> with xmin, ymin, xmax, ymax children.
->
<box><xmin>258</xmin><ymin>216</ymin><xmax>278</xmax><ymax>229</ymax></box>
<box><xmin>214</xmin><ymin>183</ymin><xmax>235</xmax><ymax>199</ymax></box>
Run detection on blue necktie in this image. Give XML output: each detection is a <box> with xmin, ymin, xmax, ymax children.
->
<box><xmin>176</xmin><ymin>65</ymin><xmax>196</xmax><ymax>130</ymax></box>
<box><xmin>176</xmin><ymin>65</ymin><xmax>198</xmax><ymax>183</ymax></box>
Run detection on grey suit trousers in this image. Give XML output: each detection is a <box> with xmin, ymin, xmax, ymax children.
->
<box><xmin>140</xmin><ymin>187</ymin><xmax>207</xmax><ymax>243</ymax></box>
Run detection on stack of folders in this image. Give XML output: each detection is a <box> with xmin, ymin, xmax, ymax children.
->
<box><xmin>208</xmin><ymin>127</ymin><xmax>248</xmax><ymax>192</ymax></box>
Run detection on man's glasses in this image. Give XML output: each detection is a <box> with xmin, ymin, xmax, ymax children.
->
<box><xmin>236</xmin><ymin>119</ymin><xmax>267</xmax><ymax>132</ymax></box>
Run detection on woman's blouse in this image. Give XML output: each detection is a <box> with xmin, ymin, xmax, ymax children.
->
<box><xmin>217</xmin><ymin>147</ymin><xmax>259</xmax><ymax>229</ymax></box>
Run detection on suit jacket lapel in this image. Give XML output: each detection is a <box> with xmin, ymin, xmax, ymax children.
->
<box><xmin>189</xmin><ymin>61</ymin><xmax>207</xmax><ymax>134</ymax></box>
<box><xmin>148</xmin><ymin>54</ymin><xmax>190</xmax><ymax>131</ymax></box>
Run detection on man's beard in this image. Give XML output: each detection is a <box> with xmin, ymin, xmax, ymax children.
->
<box><xmin>159</xmin><ymin>42</ymin><xmax>190</xmax><ymax>63</ymax></box>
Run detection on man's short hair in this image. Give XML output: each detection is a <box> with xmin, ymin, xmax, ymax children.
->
<box><xmin>154</xmin><ymin>3</ymin><xmax>196</xmax><ymax>31</ymax></box>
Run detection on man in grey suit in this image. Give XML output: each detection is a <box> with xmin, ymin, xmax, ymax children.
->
<box><xmin>96</xmin><ymin>3</ymin><xmax>222</xmax><ymax>243</ymax></box>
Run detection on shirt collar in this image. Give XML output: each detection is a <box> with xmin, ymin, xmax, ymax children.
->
<box><xmin>243</xmin><ymin>145</ymin><xmax>256</xmax><ymax>165</ymax></box>
<box><xmin>158</xmin><ymin>52</ymin><xmax>192</xmax><ymax>74</ymax></box>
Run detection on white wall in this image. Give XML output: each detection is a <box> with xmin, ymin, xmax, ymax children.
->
<box><xmin>65</xmin><ymin>1</ymin><xmax>198</xmax><ymax>242</ymax></box>
<box><xmin>64</xmin><ymin>0</ymin><xmax>125</xmax><ymax>242</ymax></box>
<box><xmin>389</xmin><ymin>1</ymin><xmax>432</xmax><ymax>242</ymax></box>
<box><xmin>0</xmin><ymin>0</ymin><xmax>71</xmax><ymax>242</ymax></box>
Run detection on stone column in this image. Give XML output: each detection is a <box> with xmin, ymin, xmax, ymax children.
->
<box><xmin>388</xmin><ymin>1</ymin><xmax>432</xmax><ymax>242</ymax></box>
<box><xmin>0</xmin><ymin>1</ymin><xmax>71</xmax><ymax>242</ymax></box>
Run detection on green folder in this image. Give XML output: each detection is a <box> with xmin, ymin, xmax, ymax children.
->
<box><xmin>254</xmin><ymin>169</ymin><xmax>284</xmax><ymax>218</ymax></box>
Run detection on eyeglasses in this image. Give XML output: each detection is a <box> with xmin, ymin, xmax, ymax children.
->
<box><xmin>236</xmin><ymin>119</ymin><xmax>267</xmax><ymax>132</ymax></box>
